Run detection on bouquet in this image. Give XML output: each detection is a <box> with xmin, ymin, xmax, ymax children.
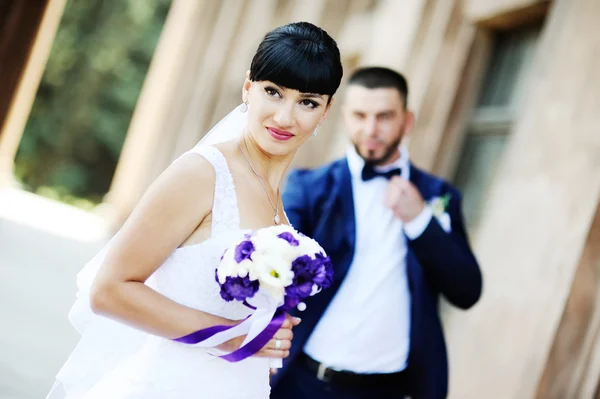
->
<box><xmin>174</xmin><ymin>224</ymin><xmax>333</xmax><ymax>367</ymax></box>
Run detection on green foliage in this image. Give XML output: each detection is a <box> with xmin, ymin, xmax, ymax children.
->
<box><xmin>14</xmin><ymin>0</ymin><xmax>171</xmax><ymax>206</ymax></box>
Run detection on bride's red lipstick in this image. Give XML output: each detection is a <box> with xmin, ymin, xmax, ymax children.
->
<box><xmin>267</xmin><ymin>127</ymin><xmax>294</xmax><ymax>141</ymax></box>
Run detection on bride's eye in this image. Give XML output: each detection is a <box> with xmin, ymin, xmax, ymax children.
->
<box><xmin>264</xmin><ymin>87</ymin><xmax>281</xmax><ymax>98</ymax></box>
<box><xmin>301</xmin><ymin>99</ymin><xmax>319</xmax><ymax>109</ymax></box>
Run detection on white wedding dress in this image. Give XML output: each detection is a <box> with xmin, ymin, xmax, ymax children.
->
<box><xmin>48</xmin><ymin>145</ymin><xmax>271</xmax><ymax>398</ymax></box>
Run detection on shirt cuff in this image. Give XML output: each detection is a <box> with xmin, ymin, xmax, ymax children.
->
<box><xmin>404</xmin><ymin>206</ymin><xmax>433</xmax><ymax>239</ymax></box>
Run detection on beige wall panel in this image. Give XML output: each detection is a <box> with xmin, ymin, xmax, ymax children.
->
<box><xmin>465</xmin><ymin>0</ymin><xmax>550</xmax><ymax>28</ymax></box>
<box><xmin>172</xmin><ymin>0</ymin><xmax>247</xmax><ymax>157</ymax></box>
<box><xmin>363</xmin><ymin>0</ymin><xmax>426</xmax><ymax>70</ymax></box>
<box><xmin>535</xmin><ymin>202</ymin><xmax>600</xmax><ymax>399</ymax></box>
<box><xmin>404</xmin><ymin>0</ymin><xmax>456</xmax><ymax>116</ymax></box>
<box><xmin>446</xmin><ymin>0</ymin><xmax>600</xmax><ymax>397</ymax></box>
<box><xmin>106</xmin><ymin>0</ymin><xmax>220</xmax><ymax>226</ymax></box>
<box><xmin>432</xmin><ymin>30</ymin><xmax>493</xmax><ymax>179</ymax></box>
<box><xmin>407</xmin><ymin>4</ymin><xmax>477</xmax><ymax>170</ymax></box>
<box><xmin>144</xmin><ymin>0</ymin><xmax>223</xmax><ymax>189</ymax></box>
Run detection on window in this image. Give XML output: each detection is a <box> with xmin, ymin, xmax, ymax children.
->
<box><xmin>453</xmin><ymin>23</ymin><xmax>543</xmax><ymax>229</ymax></box>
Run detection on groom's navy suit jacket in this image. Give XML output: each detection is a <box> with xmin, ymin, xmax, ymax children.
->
<box><xmin>273</xmin><ymin>158</ymin><xmax>482</xmax><ymax>399</ymax></box>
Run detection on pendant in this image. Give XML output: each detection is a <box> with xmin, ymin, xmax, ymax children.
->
<box><xmin>274</xmin><ymin>214</ymin><xmax>281</xmax><ymax>225</ymax></box>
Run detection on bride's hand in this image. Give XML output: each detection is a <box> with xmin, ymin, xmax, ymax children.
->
<box><xmin>255</xmin><ymin>314</ymin><xmax>301</xmax><ymax>359</ymax></box>
<box><xmin>215</xmin><ymin>314</ymin><xmax>301</xmax><ymax>357</ymax></box>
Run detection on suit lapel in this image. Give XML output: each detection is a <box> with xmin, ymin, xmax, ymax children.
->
<box><xmin>408</xmin><ymin>163</ymin><xmax>425</xmax><ymax>195</ymax></box>
<box><xmin>317</xmin><ymin>159</ymin><xmax>356</xmax><ymax>284</ymax></box>
<box><xmin>337</xmin><ymin>158</ymin><xmax>356</xmax><ymax>255</ymax></box>
<box><xmin>297</xmin><ymin>159</ymin><xmax>356</xmax><ymax>326</ymax></box>
<box><xmin>409</xmin><ymin>162</ymin><xmax>439</xmax><ymax>202</ymax></box>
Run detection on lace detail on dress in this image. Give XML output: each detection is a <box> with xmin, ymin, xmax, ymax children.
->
<box><xmin>187</xmin><ymin>145</ymin><xmax>240</xmax><ymax>236</ymax></box>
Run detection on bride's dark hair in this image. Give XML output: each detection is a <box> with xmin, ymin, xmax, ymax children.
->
<box><xmin>249</xmin><ymin>22</ymin><xmax>343</xmax><ymax>102</ymax></box>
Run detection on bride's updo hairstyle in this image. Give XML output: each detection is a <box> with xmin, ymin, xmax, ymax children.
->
<box><xmin>249</xmin><ymin>22</ymin><xmax>343</xmax><ymax>102</ymax></box>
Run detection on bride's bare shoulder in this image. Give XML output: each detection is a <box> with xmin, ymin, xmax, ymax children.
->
<box><xmin>106</xmin><ymin>151</ymin><xmax>219</xmax><ymax>268</ymax></box>
<box><xmin>164</xmin><ymin>151</ymin><xmax>216</xmax><ymax>188</ymax></box>
<box><xmin>134</xmin><ymin>150</ymin><xmax>218</xmax><ymax>223</ymax></box>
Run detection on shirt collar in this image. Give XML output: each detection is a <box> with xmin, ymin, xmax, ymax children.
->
<box><xmin>347</xmin><ymin>145</ymin><xmax>411</xmax><ymax>181</ymax></box>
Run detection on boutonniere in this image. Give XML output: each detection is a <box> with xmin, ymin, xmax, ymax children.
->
<box><xmin>428</xmin><ymin>193</ymin><xmax>452</xmax><ymax>232</ymax></box>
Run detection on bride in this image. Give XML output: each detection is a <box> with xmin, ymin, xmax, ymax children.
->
<box><xmin>47</xmin><ymin>21</ymin><xmax>343</xmax><ymax>399</ymax></box>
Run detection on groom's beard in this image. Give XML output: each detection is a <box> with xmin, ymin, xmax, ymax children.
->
<box><xmin>356</xmin><ymin>135</ymin><xmax>403</xmax><ymax>167</ymax></box>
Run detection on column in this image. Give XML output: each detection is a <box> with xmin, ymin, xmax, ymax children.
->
<box><xmin>0</xmin><ymin>0</ymin><xmax>67</xmax><ymax>185</ymax></box>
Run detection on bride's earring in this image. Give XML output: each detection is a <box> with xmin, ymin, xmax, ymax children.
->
<box><xmin>312</xmin><ymin>124</ymin><xmax>320</xmax><ymax>137</ymax></box>
<box><xmin>240</xmin><ymin>100</ymin><xmax>248</xmax><ymax>113</ymax></box>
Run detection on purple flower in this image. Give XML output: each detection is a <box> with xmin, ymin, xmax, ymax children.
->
<box><xmin>219</xmin><ymin>275</ymin><xmax>259</xmax><ymax>302</ymax></box>
<box><xmin>285</xmin><ymin>255</ymin><xmax>317</xmax><ymax>298</ymax></box>
<box><xmin>311</xmin><ymin>253</ymin><xmax>333</xmax><ymax>289</ymax></box>
<box><xmin>234</xmin><ymin>240</ymin><xmax>255</xmax><ymax>263</ymax></box>
<box><xmin>277</xmin><ymin>232</ymin><xmax>299</xmax><ymax>246</ymax></box>
<box><xmin>281</xmin><ymin>252</ymin><xmax>334</xmax><ymax>310</ymax></box>
<box><xmin>283</xmin><ymin>295</ymin><xmax>301</xmax><ymax>310</ymax></box>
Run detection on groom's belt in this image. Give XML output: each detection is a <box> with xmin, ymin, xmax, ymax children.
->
<box><xmin>299</xmin><ymin>353</ymin><xmax>407</xmax><ymax>387</ymax></box>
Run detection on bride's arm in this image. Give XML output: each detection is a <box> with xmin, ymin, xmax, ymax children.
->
<box><xmin>89</xmin><ymin>153</ymin><xmax>231</xmax><ymax>339</ymax></box>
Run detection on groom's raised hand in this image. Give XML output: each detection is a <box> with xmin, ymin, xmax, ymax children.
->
<box><xmin>384</xmin><ymin>176</ymin><xmax>425</xmax><ymax>223</ymax></box>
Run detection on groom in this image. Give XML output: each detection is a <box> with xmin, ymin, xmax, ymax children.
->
<box><xmin>270</xmin><ymin>67</ymin><xmax>482</xmax><ymax>399</ymax></box>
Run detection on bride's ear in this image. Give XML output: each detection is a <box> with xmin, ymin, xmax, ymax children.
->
<box><xmin>242</xmin><ymin>71</ymin><xmax>252</xmax><ymax>102</ymax></box>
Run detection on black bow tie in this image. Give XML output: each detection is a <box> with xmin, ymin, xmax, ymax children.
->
<box><xmin>361</xmin><ymin>164</ymin><xmax>402</xmax><ymax>181</ymax></box>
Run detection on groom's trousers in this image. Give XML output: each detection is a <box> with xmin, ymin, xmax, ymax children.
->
<box><xmin>270</xmin><ymin>353</ymin><xmax>408</xmax><ymax>399</ymax></box>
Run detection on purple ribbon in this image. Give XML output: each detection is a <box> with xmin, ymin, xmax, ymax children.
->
<box><xmin>173</xmin><ymin>310</ymin><xmax>286</xmax><ymax>362</ymax></box>
<box><xmin>220</xmin><ymin>309</ymin><xmax>285</xmax><ymax>362</ymax></box>
<box><xmin>173</xmin><ymin>316</ymin><xmax>248</xmax><ymax>344</ymax></box>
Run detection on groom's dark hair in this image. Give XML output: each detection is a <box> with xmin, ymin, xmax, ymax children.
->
<box><xmin>348</xmin><ymin>67</ymin><xmax>409</xmax><ymax>109</ymax></box>
<box><xmin>249</xmin><ymin>22</ymin><xmax>343</xmax><ymax>103</ymax></box>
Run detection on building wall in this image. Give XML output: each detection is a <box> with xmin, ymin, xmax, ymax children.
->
<box><xmin>442</xmin><ymin>0</ymin><xmax>600</xmax><ymax>398</ymax></box>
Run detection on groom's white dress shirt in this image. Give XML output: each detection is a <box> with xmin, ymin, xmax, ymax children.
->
<box><xmin>303</xmin><ymin>146</ymin><xmax>433</xmax><ymax>374</ymax></box>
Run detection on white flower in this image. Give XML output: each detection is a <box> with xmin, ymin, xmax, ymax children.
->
<box><xmin>436</xmin><ymin>213</ymin><xmax>452</xmax><ymax>233</ymax></box>
<box><xmin>429</xmin><ymin>198</ymin><xmax>445</xmax><ymax>217</ymax></box>
<box><xmin>427</xmin><ymin>194</ymin><xmax>452</xmax><ymax>233</ymax></box>
<box><xmin>428</xmin><ymin>193</ymin><xmax>451</xmax><ymax>218</ymax></box>
<box><xmin>296</xmin><ymin>234</ymin><xmax>324</xmax><ymax>257</ymax></box>
<box><xmin>233</xmin><ymin>259</ymin><xmax>252</xmax><ymax>278</ymax></box>
<box><xmin>256</xmin><ymin>254</ymin><xmax>294</xmax><ymax>285</ymax></box>
<box><xmin>216</xmin><ymin>250</ymin><xmax>236</xmax><ymax>283</ymax></box>
<box><xmin>260</xmin><ymin>284</ymin><xmax>285</xmax><ymax>304</ymax></box>
<box><xmin>254</xmin><ymin>224</ymin><xmax>295</xmax><ymax>241</ymax></box>
<box><xmin>252</xmin><ymin>233</ymin><xmax>300</xmax><ymax>266</ymax></box>
<box><xmin>217</xmin><ymin>248</ymin><xmax>255</xmax><ymax>282</ymax></box>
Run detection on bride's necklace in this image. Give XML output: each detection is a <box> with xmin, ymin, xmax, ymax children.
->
<box><xmin>236</xmin><ymin>141</ymin><xmax>281</xmax><ymax>225</ymax></box>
